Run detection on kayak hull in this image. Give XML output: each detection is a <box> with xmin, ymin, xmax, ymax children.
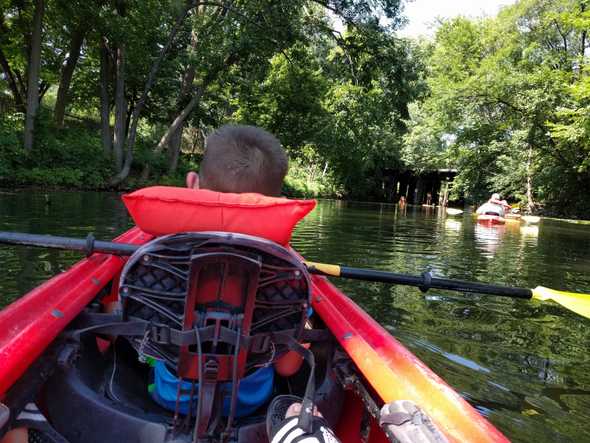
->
<box><xmin>0</xmin><ymin>227</ymin><xmax>152</xmax><ymax>396</ymax></box>
<box><xmin>311</xmin><ymin>275</ymin><xmax>508</xmax><ymax>442</ymax></box>
<box><xmin>0</xmin><ymin>228</ymin><xmax>509</xmax><ymax>442</ymax></box>
<box><xmin>477</xmin><ymin>214</ymin><xmax>506</xmax><ymax>225</ymax></box>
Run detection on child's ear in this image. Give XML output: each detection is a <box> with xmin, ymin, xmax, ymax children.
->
<box><xmin>186</xmin><ymin>171</ymin><xmax>199</xmax><ymax>189</ymax></box>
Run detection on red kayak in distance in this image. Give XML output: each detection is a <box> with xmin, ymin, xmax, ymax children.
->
<box><xmin>0</xmin><ymin>227</ymin><xmax>509</xmax><ymax>443</ymax></box>
<box><xmin>477</xmin><ymin>214</ymin><xmax>506</xmax><ymax>225</ymax></box>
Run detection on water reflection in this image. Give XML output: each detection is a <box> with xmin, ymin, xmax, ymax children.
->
<box><xmin>474</xmin><ymin>223</ymin><xmax>507</xmax><ymax>257</ymax></box>
<box><xmin>444</xmin><ymin>218</ymin><xmax>462</xmax><ymax>232</ymax></box>
<box><xmin>292</xmin><ymin>201</ymin><xmax>590</xmax><ymax>442</ymax></box>
<box><xmin>1</xmin><ymin>195</ymin><xmax>590</xmax><ymax>442</ymax></box>
<box><xmin>520</xmin><ymin>225</ymin><xmax>539</xmax><ymax>239</ymax></box>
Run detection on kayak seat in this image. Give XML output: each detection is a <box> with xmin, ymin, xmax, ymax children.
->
<box><xmin>44</xmin><ymin>232</ymin><xmax>342</xmax><ymax>443</ymax></box>
<box><xmin>119</xmin><ymin>232</ymin><xmax>310</xmax><ymax>372</ymax></box>
<box><xmin>120</xmin><ymin>232</ymin><xmax>312</xmax><ymax>439</ymax></box>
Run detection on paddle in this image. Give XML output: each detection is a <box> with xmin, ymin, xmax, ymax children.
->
<box><xmin>303</xmin><ymin>262</ymin><xmax>590</xmax><ymax>319</ymax></box>
<box><xmin>1</xmin><ymin>231</ymin><xmax>588</xmax><ymax>319</ymax></box>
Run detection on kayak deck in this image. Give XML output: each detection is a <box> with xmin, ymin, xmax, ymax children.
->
<box><xmin>311</xmin><ymin>275</ymin><xmax>508</xmax><ymax>442</ymax></box>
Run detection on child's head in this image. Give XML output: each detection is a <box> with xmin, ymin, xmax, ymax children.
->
<box><xmin>187</xmin><ymin>125</ymin><xmax>288</xmax><ymax>196</ymax></box>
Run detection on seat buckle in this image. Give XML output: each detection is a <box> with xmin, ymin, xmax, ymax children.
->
<box><xmin>151</xmin><ymin>324</ymin><xmax>171</xmax><ymax>345</ymax></box>
<box><xmin>203</xmin><ymin>357</ymin><xmax>219</xmax><ymax>381</ymax></box>
<box><xmin>250</xmin><ymin>334</ymin><xmax>271</xmax><ymax>354</ymax></box>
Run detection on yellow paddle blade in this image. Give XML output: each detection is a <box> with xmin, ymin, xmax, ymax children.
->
<box><xmin>531</xmin><ymin>286</ymin><xmax>590</xmax><ymax>319</ymax></box>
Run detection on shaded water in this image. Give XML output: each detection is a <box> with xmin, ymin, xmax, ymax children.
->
<box><xmin>1</xmin><ymin>192</ymin><xmax>590</xmax><ymax>442</ymax></box>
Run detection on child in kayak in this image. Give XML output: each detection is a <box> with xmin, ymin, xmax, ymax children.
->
<box><xmin>185</xmin><ymin>124</ymin><xmax>287</xmax><ymax>197</ymax></box>
<box><xmin>186</xmin><ymin>125</ymin><xmax>341</xmax><ymax>443</ymax></box>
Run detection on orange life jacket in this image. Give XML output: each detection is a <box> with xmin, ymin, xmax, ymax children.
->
<box><xmin>122</xmin><ymin>186</ymin><xmax>316</xmax><ymax>245</ymax></box>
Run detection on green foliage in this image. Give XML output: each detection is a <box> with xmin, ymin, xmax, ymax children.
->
<box><xmin>233</xmin><ymin>43</ymin><xmax>330</xmax><ymax>152</ymax></box>
<box><xmin>402</xmin><ymin>103</ymin><xmax>449</xmax><ymax>173</ymax></box>
<box><xmin>0</xmin><ymin>113</ymin><xmax>24</xmax><ymax>179</ymax></box>
<box><xmin>1</xmin><ymin>0</ymin><xmax>419</xmax><ymax>199</ymax></box>
<box><xmin>231</xmin><ymin>24</ymin><xmax>422</xmax><ymax>198</ymax></box>
<box><xmin>403</xmin><ymin>0</ymin><xmax>590</xmax><ymax>216</ymax></box>
<box><xmin>0</xmin><ymin>110</ymin><xmax>113</xmax><ymax>188</ymax></box>
<box><xmin>322</xmin><ymin>80</ymin><xmax>404</xmax><ymax>196</ymax></box>
<box><xmin>283</xmin><ymin>146</ymin><xmax>343</xmax><ymax>198</ymax></box>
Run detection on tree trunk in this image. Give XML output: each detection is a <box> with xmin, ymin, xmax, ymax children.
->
<box><xmin>140</xmin><ymin>34</ymin><xmax>234</xmax><ymax>180</ymax></box>
<box><xmin>167</xmin><ymin>125</ymin><xmax>184</xmax><ymax>174</ymax></box>
<box><xmin>54</xmin><ymin>27</ymin><xmax>85</xmax><ymax>128</ymax></box>
<box><xmin>166</xmin><ymin>29</ymin><xmax>198</xmax><ymax>175</ymax></box>
<box><xmin>112</xmin><ymin>44</ymin><xmax>126</xmax><ymax>172</ymax></box>
<box><xmin>155</xmin><ymin>91</ymin><xmax>202</xmax><ymax>155</ymax></box>
<box><xmin>110</xmin><ymin>2</ymin><xmax>193</xmax><ymax>186</ymax></box>
<box><xmin>525</xmin><ymin>145</ymin><xmax>536</xmax><ymax>214</ymax></box>
<box><xmin>23</xmin><ymin>0</ymin><xmax>44</xmax><ymax>152</ymax></box>
<box><xmin>0</xmin><ymin>47</ymin><xmax>25</xmax><ymax>112</ymax></box>
<box><xmin>139</xmin><ymin>89</ymin><xmax>202</xmax><ymax>181</ymax></box>
<box><xmin>100</xmin><ymin>39</ymin><xmax>113</xmax><ymax>156</ymax></box>
<box><xmin>443</xmin><ymin>182</ymin><xmax>449</xmax><ymax>207</ymax></box>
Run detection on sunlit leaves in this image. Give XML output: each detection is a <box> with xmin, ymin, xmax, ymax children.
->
<box><xmin>403</xmin><ymin>0</ymin><xmax>590</xmax><ymax>214</ymax></box>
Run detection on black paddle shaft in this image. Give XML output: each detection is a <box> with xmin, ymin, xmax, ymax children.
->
<box><xmin>337</xmin><ymin>266</ymin><xmax>533</xmax><ymax>299</ymax></box>
<box><xmin>0</xmin><ymin>232</ymin><xmax>138</xmax><ymax>256</ymax></box>
<box><xmin>0</xmin><ymin>231</ymin><xmax>534</xmax><ymax>299</ymax></box>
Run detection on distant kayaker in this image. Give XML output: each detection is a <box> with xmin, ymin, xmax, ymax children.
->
<box><xmin>488</xmin><ymin>193</ymin><xmax>511</xmax><ymax>210</ymax></box>
<box><xmin>476</xmin><ymin>193</ymin><xmax>511</xmax><ymax>217</ymax></box>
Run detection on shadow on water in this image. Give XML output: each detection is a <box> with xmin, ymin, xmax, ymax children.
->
<box><xmin>1</xmin><ymin>195</ymin><xmax>590</xmax><ymax>442</ymax></box>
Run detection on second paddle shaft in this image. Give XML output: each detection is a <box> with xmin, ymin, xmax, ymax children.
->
<box><xmin>0</xmin><ymin>232</ymin><xmax>138</xmax><ymax>256</ymax></box>
<box><xmin>304</xmin><ymin>261</ymin><xmax>533</xmax><ymax>299</ymax></box>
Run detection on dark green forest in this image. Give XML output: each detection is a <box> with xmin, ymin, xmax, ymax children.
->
<box><xmin>1</xmin><ymin>0</ymin><xmax>590</xmax><ymax>217</ymax></box>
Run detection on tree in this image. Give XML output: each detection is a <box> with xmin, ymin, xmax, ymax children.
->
<box><xmin>46</xmin><ymin>0</ymin><xmax>100</xmax><ymax>128</ymax></box>
<box><xmin>107</xmin><ymin>0</ymin><xmax>192</xmax><ymax>185</ymax></box>
<box><xmin>23</xmin><ymin>0</ymin><xmax>45</xmax><ymax>151</ymax></box>
<box><xmin>402</xmin><ymin>0</ymin><xmax>590</xmax><ymax>214</ymax></box>
<box><xmin>1</xmin><ymin>0</ymin><xmax>420</xmax><ymax>197</ymax></box>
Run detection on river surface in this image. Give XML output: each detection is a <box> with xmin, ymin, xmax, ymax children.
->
<box><xmin>1</xmin><ymin>191</ymin><xmax>590</xmax><ymax>442</ymax></box>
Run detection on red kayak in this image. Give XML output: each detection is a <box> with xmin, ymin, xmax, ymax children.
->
<box><xmin>0</xmin><ymin>228</ymin><xmax>509</xmax><ymax>443</ymax></box>
<box><xmin>477</xmin><ymin>214</ymin><xmax>506</xmax><ymax>225</ymax></box>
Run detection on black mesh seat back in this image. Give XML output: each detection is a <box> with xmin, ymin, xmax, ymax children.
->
<box><xmin>118</xmin><ymin>232</ymin><xmax>311</xmax><ymax>372</ymax></box>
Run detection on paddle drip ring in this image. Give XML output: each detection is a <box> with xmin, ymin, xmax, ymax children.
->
<box><xmin>419</xmin><ymin>271</ymin><xmax>432</xmax><ymax>293</ymax></box>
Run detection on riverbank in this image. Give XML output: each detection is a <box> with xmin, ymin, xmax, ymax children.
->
<box><xmin>0</xmin><ymin>110</ymin><xmax>342</xmax><ymax>198</ymax></box>
<box><xmin>0</xmin><ymin>165</ymin><xmax>340</xmax><ymax>200</ymax></box>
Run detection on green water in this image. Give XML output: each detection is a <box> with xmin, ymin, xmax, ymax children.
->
<box><xmin>1</xmin><ymin>192</ymin><xmax>590</xmax><ymax>442</ymax></box>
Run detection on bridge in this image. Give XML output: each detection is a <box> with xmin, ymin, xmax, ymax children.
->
<box><xmin>382</xmin><ymin>168</ymin><xmax>457</xmax><ymax>206</ymax></box>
